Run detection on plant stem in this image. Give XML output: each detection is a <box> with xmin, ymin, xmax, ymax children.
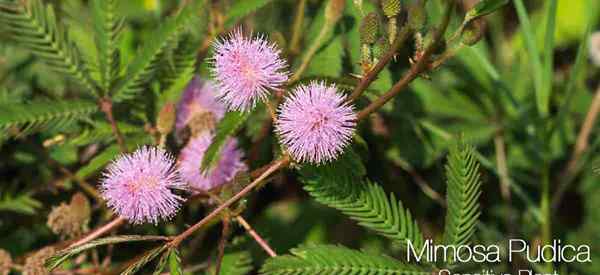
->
<box><xmin>289</xmin><ymin>0</ymin><xmax>307</xmax><ymax>55</ymax></box>
<box><xmin>69</xmin><ymin>217</ymin><xmax>126</xmax><ymax>248</ymax></box>
<box><xmin>356</xmin><ymin>2</ymin><xmax>454</xmax><ymax>120</ymax></box>
<box><xmin>552</xmin><ymin>85</ymin><xmax>600</xmax><ymax>209</ymax></box>
<box><xmin>214</xmin><ymin>217</ymin><xmax>230</xmax><ymax>275</ymax></box>
<box><xmin>168</xmin><ymin>156</ymin><xmax>291</xmax><ymax>247</ymax></box>
<box><xmin>99</xmin><ymin>97</ymin><xmax>127</xmax><ymax>153</ymax></box>
<box><xmin>347</xmin><ymin>26</ymin><xmax>411</xmax><ymax>102</ymax></box>
<box><xmin>235</xmin><ymin>215</ymin><xmax>277</xmax><ymax>257</ymax></box>
<box><xmin>540</xmin><ymin>163</ymin><xmax>552</xmax><ymax>273</ymax></box>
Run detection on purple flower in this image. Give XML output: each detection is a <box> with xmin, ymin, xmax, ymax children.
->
<box><xmin>276</xmin><ymin>81</ymin><xmax>356</xmax><ymax>164</ymax></box>
<box><xmin>178</xmin><ymin>134</ymin><xmax>247</xmax><ymax>191</ymax></box>
<box><xmin>100</xmin><ymin>147</ymin><xmax>185</xmax><ymax>224</ymax></box>
<box><xmin>211</xmin><ymin>29</ymin><xmax>289</xmax><ymax>112</ymax></box>
<box><xmin>176</xmin><ymin>77</ymin><xmax>225</xmax><ymax>131</ymax></box>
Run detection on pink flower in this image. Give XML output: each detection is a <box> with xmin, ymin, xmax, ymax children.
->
<box><xmin>276</xmin><ymin>81</ymin><xmax>356</xmax><ymax>164</ymax></box>
<box><xmin>176</xmin><ymin>77</ymin><xmax>225</xmax><ymax>131</ymax></box>
<box><xmin>211</xmin><ymin>29</ymin><xmax>289</xmax><ymax>112</ymax></box>
<box><xmin>178</xmin><ymin>134</ymin><xmax>247</xmax><ymax>191</ymax></box>
<box><xmin>100</xmin><ymin>147</ymin><xmax>185</xmax><ymax>224</ymax></box>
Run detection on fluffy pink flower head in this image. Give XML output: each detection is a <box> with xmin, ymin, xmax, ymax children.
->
<box><xmin>211</xmin><ymin>29</ymin><xmax>289</xmax><ymax>112</ymax></box>
<box><xmin>276</xmin><ymin>81</ymin><xmax>357</xmax><ymax>164</ymax></box>
<box><xmin>176</xmin><ymin>77</ymin><xmax>225</xmax><ymax>131</ymax></box>
<box><xmin>178</xmin><ymin>134</ymin><xmax>247</xmax><ymax>191</ymax></box>
<box><xmin>100</xmin><ymin>147</ymin><xmax>185</xmax><ymax>224</ymax></box>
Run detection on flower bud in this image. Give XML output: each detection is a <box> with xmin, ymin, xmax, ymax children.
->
<box><xmin>0</xmin><ymin>249</ymin><xmax>11</xmax><ymax>275</ymax></box>
<box><xmin>381</xmin><ymin>0</ymin><xmax>401</xmax><ymax>18</ymax></box>
<box><xmin>373</xmin><ymin>36</ymin><xmax>390</xmax><ymax>60</ymax></box>
<box><xmin>325</xmin><ymin>0</ymin><xmax>345</xmax><ymax>25</ymax></box>
<box><xmin>407</xmin><ymin>0</ymin><xmax>427</xmax><ymax>30</ymax></box>
<box><xmin>360</xmin><ymin>12</ymin><xmax>379</xmax><ymax>45</ymax></box>
<box><xmin>157</xmin><ymin>102</ymin><xmax>176</xmax><ymax>135</ymax></box>
<box><xmin>461</xmin><ymin>19</ymin><xmax>485</xmax><ymax>46</ymax></box>
<box><xmin>590</xmin><ymin>32</ymin><xmax>600</xmax><ymax>67</ymax></box>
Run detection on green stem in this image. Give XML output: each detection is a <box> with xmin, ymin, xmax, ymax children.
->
<box><xmin>540</xmin><ymin>163</ymin><xmax>552</xmax><ymax>273</ymax></box>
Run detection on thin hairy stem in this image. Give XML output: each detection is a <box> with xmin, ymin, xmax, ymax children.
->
<box><xmin>235</xmin><ymin>215</ymin><xmax>277</xmax><ymax>257</ymax></box>
<box><xmin>69</xmin><ymin>217</ymin><xmax>127</xmax><ymax>248</ymax></box>
<box><xmin>99</xmin><ymin>97</ymin><xmax>127</xmax><ymax>153</ymax></box>
<box><xmin>168</xmin><ymin>156</ymin><xmax>291</xmax><ymax>247</ymax></box>
<box><xmin>214</xmin><ymin>217</ymin><xmax>230</xmax><ymax>275</ymax></box>
<box><xmin>347</xmin><ymin>26</ymin><xmax>411</xmax><ymax>102</ymax></box>
<box><xmin>357</xmin><ymin>3</ymin><xmax>454</xmax><ymax>120</ymax></box>
<box><xmin>552</xmin><ymin>84</ymin><xmax>600</xmax><ymax>210</ymax></box>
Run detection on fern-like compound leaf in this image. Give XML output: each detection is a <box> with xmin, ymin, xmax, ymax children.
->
<box><xmin>260</xmin><ymin>245</ymin><xmax>429</xmax><ymax>275</ymax></box>
<box><xmin>92</xmin><ymin>0</ymin><xmax>123</xmax><ymax>94</ymax></box>
<box><xmin>301</xmin><ymin>152</ymin><xmax>424</xmax><ymax>248</ymax></box>
<box><xmin>111</xmin><ymin>2</ymin><xmax>202</xmax><ymax>102</ymax></box>
<box><xmin>0</xmin><ymin>100</ymin><xmax>98</xmax><ymax>140</ymax></box>
<box><xmin>443</xmin><ymin>143</ymin><xmax>482</xmax><ymax>248</ymax></box>
<box><xmin>0</xmin><ymin>0</ymin><xmax>97</xmax><ymax>94</ymax></box>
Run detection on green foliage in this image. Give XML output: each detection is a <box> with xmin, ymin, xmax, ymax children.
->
<box><xmin>158</xmin><ymin>36</ymin><xmax>198</xmax><ymax>103</ymax></box>
<box><xmin>46</xmin><ymin>235</ymin><xmax>168</xmax><ymax>270</ymax></box>
<box><xmin>0</xmin><ymin>100</ymin><xmax>98</xmax><ymax>140</ymax></box>
<box><xmin>464</xmin><ymin>0</ymin><xmax>509</xmax><ymax>23</ymax></box>
<box><xmin>92</xmin><ymin>0</ymin><xmax>123</xmax><ymax>94</ymax></box>
<box><xmin>301</xmin><ymin>152</ymin><xmax>424</xmax><ymax>247</ymax></box>
<box><xmin>121</xmin><ymin>245</ymin><xmax>168</xmax><ymax>275</ymax></box>
<box><xmin>201</xmin><ymin>111</ymin><xmax>251</xmax><ymax>173</ymax></box>
<box><xmin>207</xmin><ymin>251</ymin><xmax>253</xmax><ymax>275</ymax></box>
<box><xmin>0</xmin><ymin>0</ymin><xmax>97</xmax><ymax>93</ymax></box>
<box><xmin>0</xmin><ymin>192</ymin><xmax>41</xmax><ymax>215</ymax></box>
<box><xmin>443</xmin><ymin>143</ymin><xmax>482</xmax><ymax>248</ymax></box>
<box><xmin>224</xmin><ymin>0</ymin><xmax>275</xmax><ymax>28</ymax></box>
<box><xmin>111</xmin><ymin>2</ymin><xmax>202</xmax><ymax>102</ymax></box>
<box><xmin>168</xmin><ymin>248</ymin><xmax>183</xmax><ymax>275</ymax></box>
<box><xmin>260</xmin><ymin>245</ymin><xmax>429</xmax><ymax>275</ymax></box>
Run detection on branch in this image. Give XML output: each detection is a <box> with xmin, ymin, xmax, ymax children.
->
<box><xmin>68</xmin><ymin>217</ymin><xmax>127</xmax><ymax>248</ymax></box>
<box><xmin>168</xmin><ymin>156</ymin><xmax>291</xmax><ymax>247</ymax></box>
<box><xmin>356</xmin><ymin>2</ymin><xmax>455</xmax><ymax>120</ymax></box>
<box><xmin>99</xmin><ymin>97</ymin><xmax>127</xmax><ymax>153</ymax></box>
<box><xmin>347</xmin><ymin>26</ymin><xmax>411</xmax><ymax>102</ymax></box>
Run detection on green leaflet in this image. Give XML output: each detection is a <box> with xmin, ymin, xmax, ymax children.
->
<box><xmin>92</xmin><ymin>0</ymin><xmax>123</xmax><ymax>94</ymax></box>
<box><xmin>301</xmin><ymin>151</ymin><xmax>424</xmax><ymax>247</ymax></box>
<box><xmin>111</xmin><ymin>1</ymin><xmax>203</xmax><ymax>102</ymax></box>
<box><xmin>0</xmin><ymin>0</ymin><xmax>98</xmax><ymax>94</ymax></box>
<box><xmin>206</xmin><ymin>251</ymin><xmax>253</xmax><ymax>275</ymax></box>
<box><xmin>224</xmin><ymin>0</ymin><xmax>276</xmax><ymax>28</ymax></box>
<box><xmin>201</xmin><ymin>111</ymin><xmax>251</xmax><ymax>173</ymax></box>
<box><xmin>0</xmin><ymin>100</ymin><xmax>98</xmax><ymax>140</ymax></box>
<box><xmin>0</xmin><ymin>192</ymin><xmax>41</xmax><ymax>215</ymax></box>
<box><xmin>260</xmin><ymin>245</ymin><xmax>429</xmax><ymax>275</ymax></box>
<box><xmin>443</xmin><ymin>143</ymin><xmax>482</xmax><ymax>250</ymax></box>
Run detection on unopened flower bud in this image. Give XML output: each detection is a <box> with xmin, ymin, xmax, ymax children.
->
<box><xmin>381</xmin><ymin>0</ymin><xmax>401</xmax><ymax>18</ymax></box>
<box><xmin>590</xmin><ymin>32</ymin><xmax>600</xmax><ymax>67</ymax></box>
<box><xmin>360</xmin><ymin>12</ymin><xmax>379</xmax><ymax>45</ymax></box>
<box><xmin>0</xmin><ymin>249</ymin><xmax>11</xmax><ymax>275</ymax></box>
<box><xmin>325</xmin><ymin>0</ymin><xmax>345</xmax><ymax>25</ymax></box>
<box><xmin>157</xmin><ymin>102</ymin><xmax>176</xmax><ymax>135</ymax></box>
<box><xmin>373</xmin><ymin>36</ymin><xmax>390</xmax><ymax>60</ymax></box>
<box><xmin>461</xmin><ymin>19</ymin><xmax>485</xmax><ymax>46</ymax></box>
<box><xmin>23</xmin><ymin>246</ymin><xmax>55</xmax><ymax>275</ymax></box>
<box><xmin>407</xmin><ymin>0</ymin><xmax>427</xmax><ymax>30</ymax></box>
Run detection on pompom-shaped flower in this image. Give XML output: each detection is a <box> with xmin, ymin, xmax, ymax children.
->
<box><xmin>100</xmin><ymin>147</ymin><xmax>185</xmax><ymax>224</ymax></box>
<box><xmin>211</xmin><ymin>29</ymin><xmax>289</xmax><ymax>111</ymax></box>
<box><xmin>276</xmin><ymin>81</ymin><xmax>356</xmax><ymax>164</ymax></box>
<box><xmin>176</xmin><ymin>77</ymin><xmax>225</xmax><ymax>131</ymax></box>
<box><xmin>179</xmin><ymin>134</ymin><xmax>247</xmax><ymax>191</ymax></box>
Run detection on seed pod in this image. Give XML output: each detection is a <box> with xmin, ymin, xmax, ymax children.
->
<box><xmin>0</xmin><ymin>249</ymin><xmax>11</xmax><ymax>275</ymax></box>
<box><xmin>461</xmin><ymin>19</ymin><xmax>485</xmax><ymax>46</ymax></box>
<box><xmin>325</xmin><ymin>0</ymin><xmax>345</xmax><ymax>24</ymax></box>
<box><xmin>360</xmin><ymin>12</ymin><xmax>379</xmax><ymax>45</ymax></box>
<box><xmin>381</xmin><ymin>0</ymin><xmax>401</xmax><ymax>18</ymax></box>
<box><xmin>157</xmin><ymin>102</ymin><xmax>176</xmax><ymax>135</ymax></box>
